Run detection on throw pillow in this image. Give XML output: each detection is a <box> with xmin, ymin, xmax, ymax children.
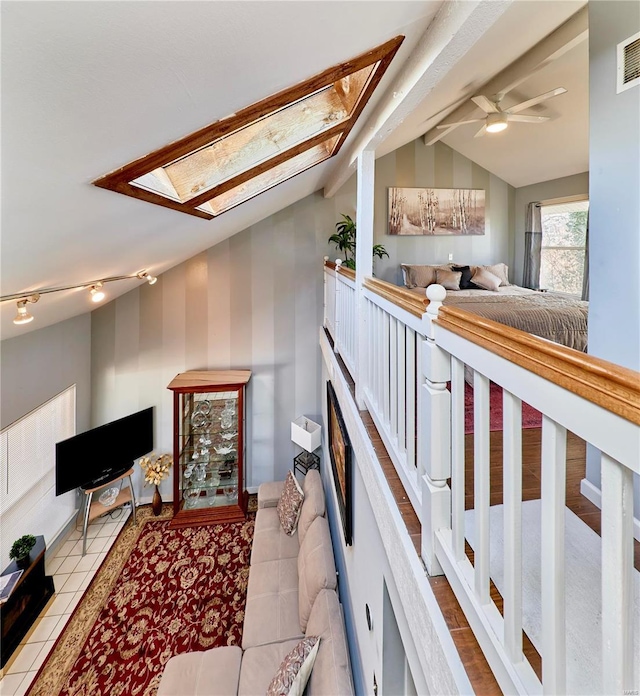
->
<box><xmin>471</xmin><ymin>267</ymin><xmax>501</xmax><ymax>291</ymax></box>
<box><xmin>483</xmin><ymin>262</ymin><xmax>510</xmax><ymax>286</ymax></box>
<box><xmin>452</xmin><ymin>265</ymin><xmax>481</xmax><ymax>290</ymax></box>
<box><xmin>266</xmin><ymin>636</ymin><xmax>320</xmax><ymax>696</ymax></box>
<box><xmin>401</xmin><ymin>264</ymin><xmax>452</xmax><ymax>289</ymax></box>
<box><xmin>435</xmin><ymin>269</ymin><xmax>462</xmax><ymax>291</ymax></box>
<box><xmin>277</xmin><ymin>471</ymin><xmax>304</xmax><ymax>535</ymax></box>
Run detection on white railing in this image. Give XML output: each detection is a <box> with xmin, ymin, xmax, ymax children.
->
<box><xmin>323</xmin><ymin>258</ymin><xmax>337</xmax><ymax>340</ymax></box>
<box><xmin>321</xmin><ymin>261</ymin><xmax>640</xmax><ymax>695</ymax></box>
<box><xmin>421</xmin><ymin>286</ymin><xmax>639</xmax><ymax>695</ymax></box>
<box><xmin>362</xmin><ymin>284</ymin><xmax>424</xmax><ymax>511</ymax></box>
<box><xmin>334</xmin><ymin>262</ymin><xmax>357</xmax><ymax>382</ymax></box>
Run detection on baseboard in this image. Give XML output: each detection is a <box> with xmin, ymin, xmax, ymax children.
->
<box><xmin>580</xmin><ymin>478</ymin><xmax>640</xmax><ymax>542</ymax></box>
<box><xmin>246</xmin><ymin>486</ymin><xmax>259</xmax><ymax>495</ymax></box>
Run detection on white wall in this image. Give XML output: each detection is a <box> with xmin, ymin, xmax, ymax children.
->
<box><xmin>0</xmin><ymin>315</ymin><xmax>92</xmax><ymax>554</ymax></box>
<box><xmin>320</xmin><ymin>366</ymin><xmax>430</xmax><ymax>696</ymax></box>
<box><xmin>586</xmin><ymin>0</ymin><xmax>640</xmax><ymax>512</ymax></box>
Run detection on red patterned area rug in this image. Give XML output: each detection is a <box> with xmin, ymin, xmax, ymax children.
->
<box><xmin>464</xmin><ymin>381</ymin><xmax>542</xmax><ymax>434</ymax></box>
<box><xmin>27</xmin><ymin>505</ymin><xmax>254</xmax><ymax>696</ymax></box>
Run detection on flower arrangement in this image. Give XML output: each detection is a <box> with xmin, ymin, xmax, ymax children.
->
<box><xmin>139</xmin><ymin>453</ymin><xmax>173</xmax><ymax>486</ymax></box>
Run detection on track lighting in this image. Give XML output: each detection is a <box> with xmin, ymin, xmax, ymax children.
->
<box><xmin>90</xmin><ymin>283</ymin><xmax>106</xmax><ymax>303</ymax></box>
<box><xmin>13</xmin><ymin>294</ymin><xmax>40</xmax><ymax>325</ymax></box>
<box><xmin>3</xmin><ymin>270</ymin><xmax>158</xmax><ymax>328</ymax></box>
<box><xmin>136</xmin><ymin>271</ymin><xmax>157</xmax><ymax>285</ymax></box>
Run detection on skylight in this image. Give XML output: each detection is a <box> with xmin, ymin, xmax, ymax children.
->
<box><xmin>93</xmin><ymin>37</ymin><xmax>403</xmax><ymax>218</ymax></box>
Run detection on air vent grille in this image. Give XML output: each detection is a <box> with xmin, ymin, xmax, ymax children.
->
<box><xmin>617</xmin><ymin>32</ymin><xmax>640</xmax><ymax>93</ymax></box>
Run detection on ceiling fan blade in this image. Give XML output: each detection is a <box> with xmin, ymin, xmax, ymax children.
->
<box><xmin>474</xmin><ymin>124</ymin><xmax>488</xmax><ymax>138</ymax></box>
<box><xmin>505</xmin><ymin>87</ymin><xmax>567</xmax><ymax>114</ymax></box>
<box><xmin>436</xmin><ymin>119</ymin><xmax>483</xmax><ymax>129</ymax></box>
<box><xmin>507</xmin><ymin>114</ymin><xmax>550</xmax><ymax>123</ymax></box>
<box><xmin>471</xmin><ymin>95</ymin><xmax>500</xmax><ymax>114</ymax></box>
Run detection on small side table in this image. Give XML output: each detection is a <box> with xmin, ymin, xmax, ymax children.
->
<box><xmin>294</xmin><ymin>450</ymin><xmax>320</xmax><ymax>477</ymax></box>
<box><xmin>80</xmin><ymin>468</ymin><xmax>137</xmax><ymax>556</ymax></box>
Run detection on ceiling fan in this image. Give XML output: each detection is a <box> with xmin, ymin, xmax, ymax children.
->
<box><xmin>436</xmin><ymin>87</ymin><xmax>567</xmax><ymax>138</ymax></box>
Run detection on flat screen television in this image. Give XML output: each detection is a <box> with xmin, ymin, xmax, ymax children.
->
<box><xmin>55</xmin><ymin>407</ymin><xmax>153</xmax><ymax>495</ymax></box>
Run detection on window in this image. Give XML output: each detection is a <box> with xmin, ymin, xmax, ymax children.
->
<box><xmin>93</xmin><ymin>37</ymin><xmax>403</xmax><ymax>219</ymax></box>
<box><xmin>539</xmin><ymin>199</ymin><xmax>589</xmax><ymax>295</ymax></box>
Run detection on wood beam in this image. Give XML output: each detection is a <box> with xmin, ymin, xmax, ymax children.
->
<box><xmin>323</xmin><ymin>0</ymin><xmax>515</xmax><ymax>198</ymax></box>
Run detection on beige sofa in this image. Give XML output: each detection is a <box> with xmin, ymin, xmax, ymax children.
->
<box><xmin>158</xmin><ymin>471</ymin><xmax>354</xmax><ymax>695</ymax></box>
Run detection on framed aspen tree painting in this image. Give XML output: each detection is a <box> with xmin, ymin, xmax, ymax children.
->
<box><xmin>388</xmin><ymin>187</ymin><xmax>485</xmax><ymax>235</ymax></box>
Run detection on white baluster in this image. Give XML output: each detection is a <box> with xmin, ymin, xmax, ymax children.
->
<box><xmin>390</xmin><ymin>316</ymin><xmax>398</xmax><ymax>441</ymax></box>
<box><xmin>473</xmin><ymin>371</ymin><xmax>490</xmax><ymax>604</ymax></box>
<box><xmin>383</xmin><ymin>311</ymin><xmax>390</xmax><ymax>425</ymax></box>
<box><xmin>503</xmin><ymin>389</ymin><xmax>523</xmax><ymax>663</ymax></box>
<box><xmin>397</xmin><ymin>325</ymin><xmax>406</xmax><ymax>455</ymax></box>
<box><xmin>451</xmin><ymin>356</ymin><xmax>466</xmax><ymax>562</ymax></box>
<box><xmin>406</xmin><ymin>328</ymin><xmax>416</xmax><ymax>469</ymax></box>
<box><xmin>601</xmin><ymin>452</ymin><xmax>634</xmax><ymax>694</ymax></box>
<box><xmin>541</xmin><ymin>415</ymin><xmax>567</xmax><ymax>695</ymax></box>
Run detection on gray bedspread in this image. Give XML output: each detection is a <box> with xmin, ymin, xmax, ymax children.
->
<box><xmin>412</xmin><ymin>286</ymin><xmax>589</xmax><ymax>352</ymax></box>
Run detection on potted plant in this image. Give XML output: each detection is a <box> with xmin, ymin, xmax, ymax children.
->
<box><xmin>9</xmin><ymin>534</ymin><xmax>37</xmax><ymax>568</ymax></box>
<box><xmin>328</xmin><ymin>214</ymin><xmax>389</xmax><ymax>271</ymax></box>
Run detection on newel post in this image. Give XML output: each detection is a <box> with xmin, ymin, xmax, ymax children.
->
<box><xmin>420</xmin><ymin>284</ymin><xmax>451</xmax><ymax>576</ymax></box>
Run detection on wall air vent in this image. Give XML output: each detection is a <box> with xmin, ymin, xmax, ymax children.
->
<box><xmin>617</xmin><ymin>31</ymin><xmax>640</xmax><ymax>93</ymax></box>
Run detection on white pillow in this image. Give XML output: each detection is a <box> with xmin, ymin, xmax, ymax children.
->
<box><xmin>471</xmin><ymin>267</ymin><xmax>501</xmax><ymax>291</ymax></box>
<box><xmin>483</xmin><ymin>263</ymin><xmax>510</xmax><ymax>286</ymax></box>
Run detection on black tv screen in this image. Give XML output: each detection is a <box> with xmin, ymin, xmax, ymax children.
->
<box><xmin>56</xmin><ymin>407</ymin><xmax>153</xmax><ymax>495</ymax></box>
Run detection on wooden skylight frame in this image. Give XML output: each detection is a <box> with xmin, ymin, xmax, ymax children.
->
<box><xmin>93</xmin><ymin>36</ymin><xmax>404</xmax><ymax>219</ymax></box>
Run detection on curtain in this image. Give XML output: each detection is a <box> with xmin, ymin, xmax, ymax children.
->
<box><xmin>581</xmin><ymin>212</ymin><xmax>589</xmax><ymax>301</ymax></box>
<box><xmin>522</xmin><ymin>202</ymin><xmax>542</xmax><ymax>289</ymax></box>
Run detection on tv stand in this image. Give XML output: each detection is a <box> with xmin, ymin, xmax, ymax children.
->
<box><xmin>80</xmin><ymin>468</ymin><xmax>136</xmax><ymax>556</ymax></box>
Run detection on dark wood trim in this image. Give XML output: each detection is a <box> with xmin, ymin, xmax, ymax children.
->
<box><xmin>92</xmin><ymin>36</ymin><xmax>404</xmax><ymax>218</ymax></box>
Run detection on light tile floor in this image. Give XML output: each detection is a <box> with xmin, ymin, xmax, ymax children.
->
<box><xmin>0</xmin><ymin>506</ymin><xmax>131</xmax><ymax>696</ymax></box>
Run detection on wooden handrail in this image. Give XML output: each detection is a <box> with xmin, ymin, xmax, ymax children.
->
<box><xmin>322</xmin><ymin>259</ymin><xmax>358</xmax><ymax>281</ymax></box>
<box><xmin>437</xmin><ymin>306</ymin><xmax>640</xmax><ymax>426</ymax></box>
<box><xmin>364</xmin><ymin>277</ymin><xmax>429</xmax><ymax>318</ymax></box>
<box><xmin>338</xmin><ymin>266</ymin><xmax>356</xmax><ymax>281</ymax></box>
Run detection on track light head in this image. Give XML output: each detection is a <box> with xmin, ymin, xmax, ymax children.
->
<box><xmin>13</xmin><ymin>294</ymin><xmax>40</xmax><ymax>325</ymax></box>
<box><xmin>90</xmin><ymin>283</ymin><xmax>106</xmax><ymax>303</ymax></box>
<box><xmin>136</xmin><ymin>270</ymin><xmax>157</xmax><ymax>285</ymax></box>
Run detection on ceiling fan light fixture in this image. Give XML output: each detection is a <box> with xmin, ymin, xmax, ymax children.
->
<box><xmin>486</xmin><ymin>113</ymin><xmax>508</xmax><ymax>133</ymax></box>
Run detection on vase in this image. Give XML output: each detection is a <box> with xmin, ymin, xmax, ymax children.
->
<box><xmin>152</xmin><ymin>485</ymin><xmax>163</xmax><ymax>516</ymax></box>
<box><xmin>16</xmin><ymin>554</ymin><xmax>31</xmax><ymax>569</ymax></box>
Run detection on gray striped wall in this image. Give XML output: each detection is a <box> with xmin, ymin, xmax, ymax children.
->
<box><xmin>372</xmin><ymin>140</ymin><xmax>516</xmax><ymax>285</ymax></box>
<box><xmin>90</xmin><ymin>186</ymin><xmax>356</xmax><ymax>500</ymax></box>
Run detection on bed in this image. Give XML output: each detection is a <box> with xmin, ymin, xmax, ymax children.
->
<box><xmin>401</xmin><ymin>263</ymin><xmax>589</xmax><ymax>352</ymax></box>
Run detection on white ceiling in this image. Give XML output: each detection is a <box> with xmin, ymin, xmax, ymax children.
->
<box><xmin>1</xmin><ymin>0</ymin><xmax>588</xmax><ymax>340</ymax></box>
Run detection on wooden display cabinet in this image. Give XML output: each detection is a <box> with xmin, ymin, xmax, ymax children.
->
<box><xmin>167</xmin><ymin>370</ymin><xmax>251</xmax><ymax>528</ymax></box>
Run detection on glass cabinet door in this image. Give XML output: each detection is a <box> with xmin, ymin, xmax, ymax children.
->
<box><xmin>179</xmin><ymin>390</ymin><xmax>240</xmax><ymax>510</ymax></box>
<box><xmin>168</xmin><ymin>369</ymin><xmax>250</xmax><ymax>527</ymax></box>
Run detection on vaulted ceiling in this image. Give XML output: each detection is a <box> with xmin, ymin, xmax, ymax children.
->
<box><xmin>1</xmin><ymin>0</ymin><xmax>587</xmax><ymax>340</ymax></box>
